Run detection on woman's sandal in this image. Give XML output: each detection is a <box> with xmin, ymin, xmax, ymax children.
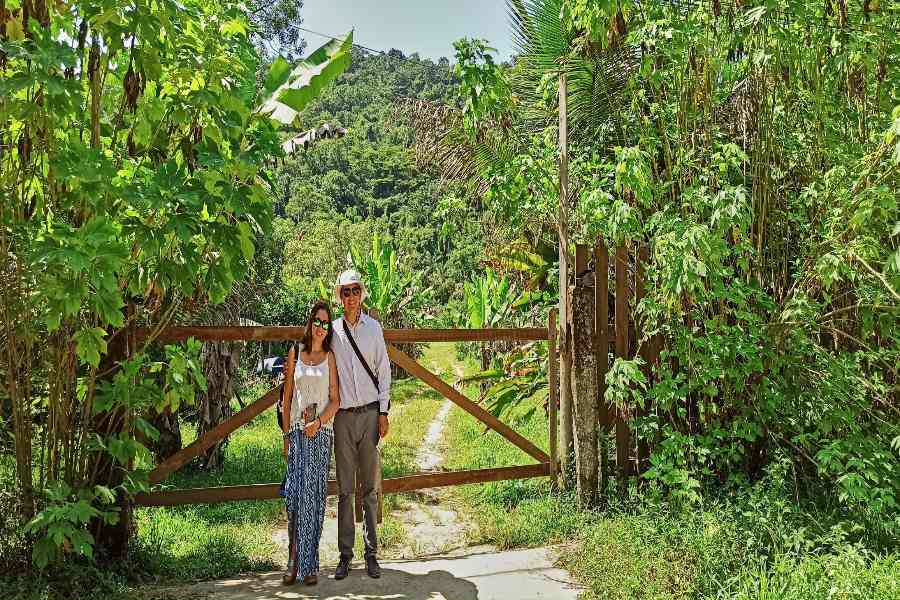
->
<box><xmin>282</xmin><ymin>558</ymin><xmax>298</xmax><ymax>585</ymax></box>
<box><xmin>303</xmin><ymin>574</ymin><xmax>318</xmax><ymax>586</ymax></box>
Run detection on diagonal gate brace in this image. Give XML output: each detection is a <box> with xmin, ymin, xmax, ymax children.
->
<box><xmin>386</xmin><ymin>344</ymin><xmax>550</xmax><ymax>464</ymax></box>
<box><xmin>149</xmin><ymin>385</ymin><xmax>281</xmax><ymax>485</ymax></box>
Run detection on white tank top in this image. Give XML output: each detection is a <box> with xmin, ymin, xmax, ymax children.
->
<box><xmin>289</xmin><ymin>351</ymin><xmax>333</xmax><ymax>431</ymax></box>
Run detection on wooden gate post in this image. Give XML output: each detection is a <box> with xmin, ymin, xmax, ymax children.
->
<box><xmin>595</xmin><ymin>241</ymin><xmax>612</xmax><ymax>493</ymax></box>
<box><xmin>571</xmin><ymin>245</ymin><xmax>599</xmax><ymax>507</ymax></box>
<box><xmin>548</xmin><ymin>308</ymin><xmax>560</xmax><ymax>488</ymax></box>
<box><xmin>614</xmin><ymin>243</ymin><xmax>633</xmax><ymax>483</ymax></box>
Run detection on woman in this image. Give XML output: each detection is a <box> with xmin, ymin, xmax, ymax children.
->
<box><xmin>281</xmin><ymin>301</ymin><xmax>340</xmax><ymax>586</ymax></box>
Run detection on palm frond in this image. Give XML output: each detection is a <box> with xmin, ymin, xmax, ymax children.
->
<box><xmin>398</xmin><ymin>0</ymin><xmax>639</xmax><ymax>198</ymax></box>
<box><xmin>507</xmin><ymin>0</ymin><xmax>638</xmax><ymax>145</ymax></box>
<box><xmin>395</xmin><ymin>98</ymin><xmax>519</xmax><ymax>195</ymax></box>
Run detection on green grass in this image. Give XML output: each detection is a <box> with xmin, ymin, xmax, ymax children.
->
<box><xmin>132</xmin><ymin>364</ymin><xmax>446</xmax><ymax>582</ymax></box>
<box><xmin>132</xmin><ymin>410</ymin><xmax>288</xmax><ymax>581</ymax></box>
<box><xmin>561</xmin><ymin>506</ymin><xmax>900</xmax><ymax>600</ymax></box>
<box><xmin>439</xmin><ymin>346</ymin><xmax>584</xmax><ymax>549</ymax></box>
<box><xmin>435</xmin><ymin>347</ymin><xmax>900</xmax><ymax>600</ymax></box>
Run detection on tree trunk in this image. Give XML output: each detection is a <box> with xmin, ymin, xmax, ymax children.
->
<box><xmin>557</xmin><ymin>71</ymin><xmax>575</xmax><ymax>487</ymax></box>
<box><xmin>146</xmin><ymin>407</ymin><xmax>182</xmax><ymax>462</ymax></box>
<box><xmin>480</xmin><ymin>344</ymin><xmax>491</xmax><ymax>394</ymax></box>
<box><xmin>7</xmin><ymin>343</ymin><xmax>35</xmax><ymax>524</ymax></box>
<box><xmin>91</xmin><ymin>325</ymin><xmax>133</xmax><ymax>560</ymax></box>
<box><xmin>196</xmin><ymin>340</ymin><xmax>240</xmax><ymax>470</ymax></box>
<box><xmin>572</xmin><ymin>268</ymin><xmax>599</xmax><ymax>508</ymax></box>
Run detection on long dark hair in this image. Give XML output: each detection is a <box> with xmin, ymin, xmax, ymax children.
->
<box><xmin>300</xmin><ymin>300</ymin><xmax>334</xmax><ymax>353</ymax></box>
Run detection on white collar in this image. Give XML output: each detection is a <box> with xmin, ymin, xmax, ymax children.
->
<box><xmin>342</xmin><ymin>313</ymin><xmax>368</xmax><ymax>329</ymax></box>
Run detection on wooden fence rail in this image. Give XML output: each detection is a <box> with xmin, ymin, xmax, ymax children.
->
<box><xmin>149</xmin><ymin>385</ymin><xmax>281</xmax><ymax>485</ymax></box>
<box><xmin>140</xmin><ymin>327</ymin><xmax>550</xmax><ymax>343</ymax></box>
<box><xmin>135</xmin><ymin>464</ymin><xmax>549</xmax><ymax>507</ymax></box>
<box><xmin>137</xmin><ymin>321</ymin><xmax>557</xmax><ymax>508</ymax></box>
<box><xmin>386</xmin><ymin>343</ymin><xmax>549</xmax><ymax>464</ymax></box>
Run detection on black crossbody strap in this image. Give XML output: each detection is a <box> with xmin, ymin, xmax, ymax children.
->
<box><xmin>343</xmin><ymin>319</ymin><xmax>380</xmax><ymax>394</ymax></box>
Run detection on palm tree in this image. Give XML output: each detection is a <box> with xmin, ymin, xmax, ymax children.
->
<box><xmin>398</xmin><ymin>0</ymin><xmax>636</xmax><ymax>196</ymax></box>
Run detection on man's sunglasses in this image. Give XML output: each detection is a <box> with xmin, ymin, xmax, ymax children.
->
<box><xmin>340</xmin><ymin>286</ymin><xmax>362</xmax><ymax>298</ymax></box>
<box><xmin>312</xmin><ymin>318</ymin><xmax>331</xmax><ymax>331</ymax></box>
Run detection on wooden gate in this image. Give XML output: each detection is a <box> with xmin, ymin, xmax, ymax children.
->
<box><xmin>564</xmin><ymin>241</ymin><xmax>662</xmax><ymax>500</ymax></box>
<box><xmin>134</xmin><ymin>321</ymin><xmax>560</xmax><ymax>510</ymax></box>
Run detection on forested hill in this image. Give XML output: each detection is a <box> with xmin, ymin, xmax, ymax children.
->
<box><xmin>256</xmin><ymin>48</ymin><xmax>482</xmax><ymax>325</ymax></box>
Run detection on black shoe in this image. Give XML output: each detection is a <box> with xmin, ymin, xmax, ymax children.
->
<box><xmin>365</xmin><ymin>555</ymin><xmax>381</xmax><ymax>579</ymax></box>
<box><xmin>334</xmin><ymin>557</ymin><xmax>351</xmax><ymax>580</ymax></box>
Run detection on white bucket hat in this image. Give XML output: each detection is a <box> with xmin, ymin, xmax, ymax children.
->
<box><xmin>334</xmin><ymin>269</ymin><xmax>368</xmax><ymax>303</ymax></box>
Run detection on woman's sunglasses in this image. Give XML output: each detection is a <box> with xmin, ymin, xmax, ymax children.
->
<box><xmin>312</xmin><ymin>318</ymin><xmax>331</xmax><ymax>331</ymax></box>
<box><xmin>340</xmin><ymin>285</ymin><xmax>362</xmax><ymax>298</ymax></box>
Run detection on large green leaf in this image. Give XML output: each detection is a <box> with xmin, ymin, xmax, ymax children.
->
<box><xmin>257</xmin><ymin>31</ymin><xmax>354</xmax><ymax>127</ymax></box>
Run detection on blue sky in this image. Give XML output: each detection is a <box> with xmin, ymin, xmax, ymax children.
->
<box><xmin>301</xmin><ymin>0</ymin><xmax>515</xmax><ymax>62</ymax></box>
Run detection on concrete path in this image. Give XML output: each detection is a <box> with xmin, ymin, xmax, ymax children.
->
<box><xmin>167</xmin><ymin>547</ymin><xmax>581</xmax><ymax>599</ymax></box>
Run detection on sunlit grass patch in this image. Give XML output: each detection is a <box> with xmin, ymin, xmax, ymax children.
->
<box><xmin>134</xmin><ymin>505</ymin><xmax>280</xmax><ymax>581</ymax></box>
<box><xmin>562</xmin><ymin>509</ymin><xmax>900</xmax><ymax>600</ymax></box>
<box><xmin>429</xmin><ymin>342</ymin><xmax>576</xmax><ymax>549</ymax></box>
<box><xmin>134</xmin><ymin>411</ymin><xmax>286</xmax><ymax>581</ymax></box>
<box><xmin>442</xmin><ymin>390</ymin><xmax>574</xmax><ymax>549</ymax></box>
<box><xmin>382</xmin><ymin>386</ymin><xmax>444</xmax><ymax>475</ymax></box>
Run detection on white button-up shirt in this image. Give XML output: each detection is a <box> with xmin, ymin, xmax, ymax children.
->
<box><xmin>332</xmin><ymin>313</ymin><xmax>392</xmax><ymax>414</ymax></box>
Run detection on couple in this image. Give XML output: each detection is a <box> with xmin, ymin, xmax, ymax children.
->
<box><xmin>280</xmin><ymin>269</ymin><xmax>391</xmax><ymax>586</ymax></box>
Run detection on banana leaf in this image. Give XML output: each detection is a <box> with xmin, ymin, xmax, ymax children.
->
<box><xmin>257</xmin><ymin>31</ymin><xmax>353</xmax><ymax>127</ymax></box>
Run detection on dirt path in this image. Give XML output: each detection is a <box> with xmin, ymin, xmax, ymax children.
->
<box><xmin>395</xmin><ymin>353</ymin><xmax>469</xmax><ymax>557</ymax></box>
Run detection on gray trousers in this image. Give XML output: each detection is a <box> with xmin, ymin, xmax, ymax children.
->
<box><xmin>333</xmin><ymin>404</ymin><xmax>380</xmax><ymax>559</ymax></box>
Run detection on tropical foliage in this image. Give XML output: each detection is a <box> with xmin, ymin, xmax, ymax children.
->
<box><xmin>259</xmin><ymin>48</ymin><xmax>483</xmax><ymax>327</ymax></box>
<box><xmin>4</xmin><ymin>0</ymin><xmax>899</xmax><ymax>597</ymax></box>
<box><xmin>349</xmin><ymin>234</ymin><xmax>428</xmax><ymax>326</ymax></box>
<box><xmin>0</xmin><ymin>0</ymin><xmax>350</xmax><ymax>569</ymax></box>
<box><xmin>408</xmin><ymin>0</ymin><xmax>900</xmax><ymax>539</ymax></box>
<box><xmin>461</xmin><ymin>269</ymin><xmax>522</xmax><ymax>330</ymax></box>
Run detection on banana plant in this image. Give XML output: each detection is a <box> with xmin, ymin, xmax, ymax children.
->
<box><xmin>457</xmin><ymin>269</ymin><xmax>551</xmax><ymax>420</ymax></box>
<box><xmin>257</xmin><ymin>31</ymin><xmax>353</xmax><ymax>127</ymax></box>
<box><xmin>317</xmin><ymin>233</ymin><xmax>428</xmax><ymax>328</ymax></box>
<box><xmin>462</xmin><ymin>268</ymin><xmax>523</xmax><ymax>329</ymax></box>
<box><xmin>459</xmin><ymin>269</ymin><xmax>523</xmax><ymax>390</ymax></box>
<box><xmin>350</xmin><ymin>234</ymin><xmax>429</xmax><ymax>326</ymax></box>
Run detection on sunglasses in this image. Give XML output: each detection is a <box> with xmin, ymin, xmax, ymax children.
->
<box><xmin>312</xmin><ymin>318</ymin><xmax>331</xmax><ymax>331</ymax></box>
<box><xmin>340</xmin><ymin>286</ymin><xmax>362</xmax><ymax>298</ymax></box>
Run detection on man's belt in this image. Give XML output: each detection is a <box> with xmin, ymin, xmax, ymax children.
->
<box><xmin>339</xmin><ymin>401</ymin><xmax>379</xmax><ymax>414</ymax></box>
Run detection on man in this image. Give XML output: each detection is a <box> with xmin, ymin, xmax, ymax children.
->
<box><xmin>331</xmin><ymin>269</ymin><xmax>391</xmax><ymax>580</ymax></box>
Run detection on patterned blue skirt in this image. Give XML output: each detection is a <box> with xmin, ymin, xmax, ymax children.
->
<box><xmin>284</xmin><ymin>427</ymin><xmax>333</xmax><ymax>577</ymax></box>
